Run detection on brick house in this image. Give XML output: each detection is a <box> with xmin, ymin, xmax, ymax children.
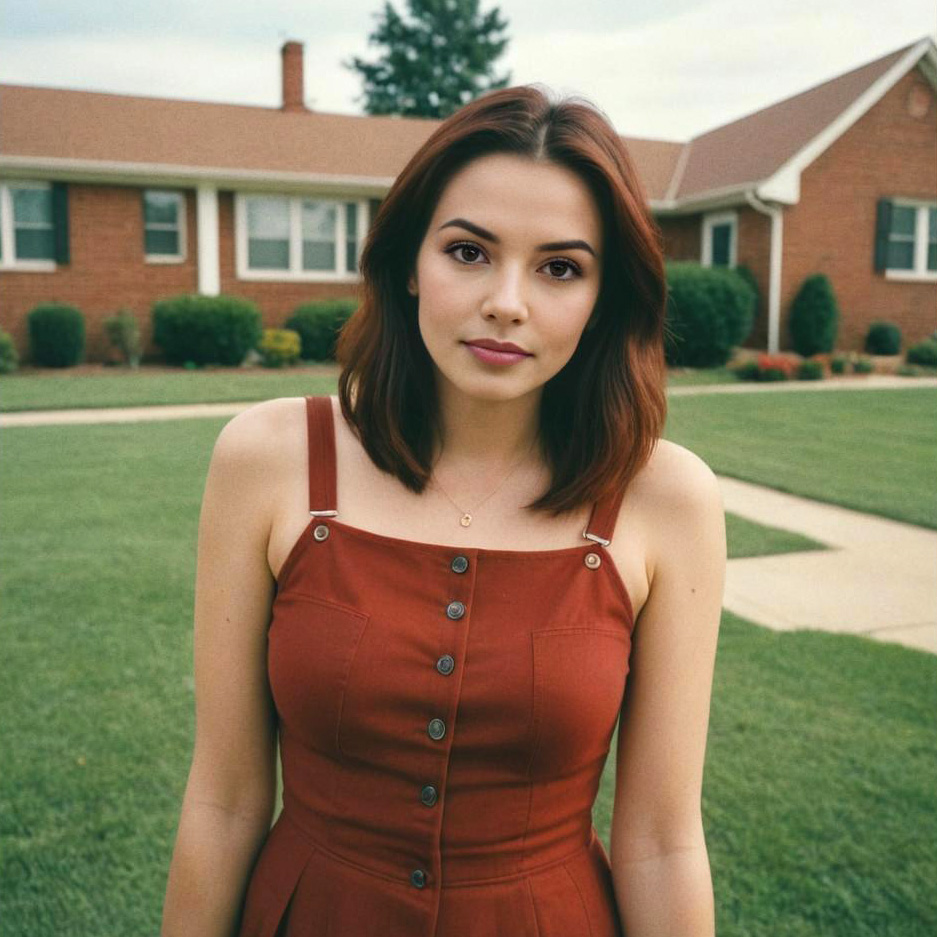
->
<box><xmin>0</xmin><ymin>36</ymin><xmax>934</xmax><ymax>364</ymax></box>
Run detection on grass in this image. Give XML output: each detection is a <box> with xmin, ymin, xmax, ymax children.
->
<box><xmin>1</xmin><ymin>384</ymin><xmax>934</xmax><ymax>935</ymax></box>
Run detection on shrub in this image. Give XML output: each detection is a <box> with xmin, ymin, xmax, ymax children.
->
<box><xmin>865</xmin><ymin>321</ymin><xmax>901</xmax><ymax>355</ymax></box>
<box><xmin>731</xmin><ymin>360</ymin><xmax>761</xmax><ymax>381</ymax></box>
<box><xmin>258</xmin><ymin>328</ymin><xmax>302</xmax><ymax>368</ymax></box>
<box><xmin>663</xmin><ymin>263</ymin><xmax>756</xmax><ymax>368</ymax></box>
<box><xmin>757</xmin><ymin>353</ymin><xmax>795</xmax><ymax>381</ymax></box>
<box><xmin>0</xmin><ymin>328</ymin><xmax>19</xmax><ymax>374</ymax></box>
<box><xmin>151</xmin><ymin>294</ymin><xmax>262</xmax><ymax>366</ymax></box>
<box><xmin>830</xmin><ymin>354</ymin><xmax>848</xmax><ymax>374</ymax></box>
<box><xmin>788</xmin><ymin>273</ymin><xmax>839</xmax><ymax>356</ymax></box>
<box><xmin>796</xmin><ymin>359</ymin><xmax>825</xmax><ymax>380</ymax></box>
<box><xmin>852</xmin><ymin>354</ymin><xmax>874</xmax><ymax>374</ymax></box>
<box><xmin>284</xmin><ymin>298</ymin><xmax>358</xmax><ymax>361</ymax></box>
<box><xmin>27</xmin><ymin>302</ymin><xmax>85</xmax><ymax>367</ymax></box>
<box><xmin>907</xmin><ymin>338</ymin><xmax>937</xmax><ymax>367</ymax></box>
<box><xmin>102</xmin><ymin>307</ymin><xmax>143</xmax><ymax>368</ymax></box>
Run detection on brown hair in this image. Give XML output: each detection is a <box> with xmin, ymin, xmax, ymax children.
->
<box><xmin>335</xmin><ymin>83</ymin><xmax>668</xmax><ymax>516</ymax></box>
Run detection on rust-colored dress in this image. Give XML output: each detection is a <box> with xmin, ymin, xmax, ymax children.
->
<box><xmin>237</xmin><ymin>394</ymin><xmax>635</xmax><ymax>937</ymax></box>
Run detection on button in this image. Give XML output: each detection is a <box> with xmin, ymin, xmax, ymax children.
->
<box><xmin>420</xmin><ymin>784</ymin><xmax>438</xmax><ymax>806</ymax></box>
<box><xmin>584</xmin><ymin>552</ymin><xmax>601</xmax><ymax>569</ymax></box>
<box><xmin>411</xmin><ymin>868</ymin><xmax>427</xmax><ymax>888</ymax></box>
<box><xmin>446</xmin><ymin>601</ymin><xmax>465</xmax><ymax>620</ymax></box>
<box><xmin>313</xmin><ymin>524</ymin><xmax>330</xmax><ymax>542</ymax></box>
<box><xmin>427</xmin><ymin>717</ymin><xmax>446</xmax><ymax>740</ymax></box>
<box><xmin>436</xmin><ymin>654</ymin><xmax>455</xmax><ymax>675</ymax></box>
<box><xmin>450</xmin><ymin>555</ymin><xmax>469</xmax><ymax>574</ymax></box>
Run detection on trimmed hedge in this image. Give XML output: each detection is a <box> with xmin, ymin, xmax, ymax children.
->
<box><xmin>907</xmin><ymin>338</ymin><xmax>937</xmax><ymax>367</ymax></box>
<box><xmin>151</xmin><ymin>295</ymin><xmax>262</xmax><ymax>366</ymax></box>
<box><xmin>284</xmin><ymin>298</ymin><xmax>358</xmax><ymax>361</ymax></box>
<box><xmin>788</xmin><ymin>274</ymin><xmax>839</xmax><ymax>356</ymax></box>
<box><xmin>664</xmin><ymin>262</ymin><xmax>757</xmax><ymax>368</ymax></box>
<box><xmin>27</xmin><ymin>303</ymin><xmax>86</xmax><ymax>367</ymax></box>
<box><xmin>0</xmin><ymin>328</ymin><xmax>19</xmax><ymax>374</ymax></box>
<box><xmin>865</xmin><ymin>321</ymin><xmax>901</xmax><ymax>355</ymax></box>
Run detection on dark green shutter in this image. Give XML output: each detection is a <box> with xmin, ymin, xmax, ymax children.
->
<box><xmin>51</xmin><ymin>182</ymin><xmax>69</xmax><ymax>264</ymax></box>
<box><xmin>874</xmin><ymin>198</ymin><xmax>892</xmax><ymax>272</ymax></box>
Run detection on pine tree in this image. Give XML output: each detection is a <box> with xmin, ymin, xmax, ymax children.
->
<box><xmin>343</xmin><ymin>0</ymin><xmax>512</xmax><ymax>118</ymax></box>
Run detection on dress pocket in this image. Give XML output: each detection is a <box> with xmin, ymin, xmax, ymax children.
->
<box><xmin>268</xmin><ymin>592</ymin><xmax>370</xmax><ymax>759</ymax></box>
<box><xmin>527</xmin><ymin>627</ymin><xmax>631</xmax><ymax>779</ymax></box>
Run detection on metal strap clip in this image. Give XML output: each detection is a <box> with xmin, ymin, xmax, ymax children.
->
<box><xmin>582</xmin><ymin>529</ymin><xmax>610</xmax><ymax>547</ymax></box>
<box><xmin>309</xmin><ymin>509</ymin><xmax>339</xmax><ymax>517</ymax></box>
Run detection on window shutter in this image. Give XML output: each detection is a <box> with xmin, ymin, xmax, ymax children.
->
<box><xmin>368</xmin><ymin>198</ymin><xmax>383</xmax><ymax>226</ymax></box>
<box><xmin>52</xmin><ymin>182</ymin><xmax>70</xmax><ymax>264</ymax></box>
<box><xmin>874</xmin><ymin>198</ymin><xmax>892</xmax><ymax>272</ymax></box>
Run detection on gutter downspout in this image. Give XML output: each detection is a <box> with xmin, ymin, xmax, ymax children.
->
<box><xmin>744</xmin><ymin>190</ymin><xmax>783</xmax><ymax>354</ymax></box>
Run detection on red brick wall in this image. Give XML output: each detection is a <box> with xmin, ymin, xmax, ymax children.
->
<box><xmin>783</xmin><ymin>68</ymin><xmax>937</xmax><ymax>351</ymax></box>
<box><xmin>0</xmin><ymin>183</ymin><xmax>199</xmax><ymax>363</ymax></box>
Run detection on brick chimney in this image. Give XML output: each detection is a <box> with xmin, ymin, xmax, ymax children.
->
<box><xmin>281</xmin><ymin>40</ymin><xmax>307</xmax><ymax>112</ymax></box>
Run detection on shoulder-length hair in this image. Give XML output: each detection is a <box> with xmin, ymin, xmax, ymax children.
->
<box><xmin>335</xmin><ymin>83</ymin><xmax>668</xmax><ymax>516</ymax></box>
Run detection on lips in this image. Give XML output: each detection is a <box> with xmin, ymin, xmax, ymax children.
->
<box><xmin>464</xmin><ymin>339</ymin><xmax>531</xmax><ymax>356</ymax></box>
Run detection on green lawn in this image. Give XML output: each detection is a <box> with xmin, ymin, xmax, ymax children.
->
<box><xmin>1</xmin><ymin>384</ymin><xmax>934</xmax><ymax>935</ymax></box>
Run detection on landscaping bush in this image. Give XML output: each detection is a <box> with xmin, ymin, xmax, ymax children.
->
<box><xmin>664</xmin><ymin>262</ymin><xmax>756</xmax><ymax>368</ymax></box>
<box><xmin>852</xmin><ymin>355</ymin><xmax>874</xmax><ymax>374</ymax></box>
<box><xmin>788</xmin><ymin>273</ymin><xmax>839</xmax><ymax>356</ymax></box>
<box><xmin>27</xmin><ymin>302</ymin><xmax>85</xmax><ymax>367</ymax></box>
<box><xmin>795</xmin><ymin>359</ymin><xmax>825</xmax><ymax>380</ymax></box>
<box><xmin>0</xmin><ymin>328</ymin><xmax>19</xmax><ymax>374</ymax></box>
<box><xmin>103</xmin><ymin>307</ymin><xmax>143</xmax><ymax>368</ymax></box>
<box><xmin>151</xmin><ymin>294</ymin><xmax>262</xmax><ymax>366</ymax></box>
<box><xmin>258</xmin><ymin>328</ymin><xmax>302</xmax><ymax>368</ymax></box>
<box><xmin>864</xmin><ymin>321</ymin><xmax>901</xmax><ymax>355</ymax></box>
<box><xmin>906</xmin><ymin>337</ymin><xmax>937</xmax><ymax>367</ymax></box>
<box><xmin>830</xmin><ymin>354</ymin><xmax>848</xmax><ymax>374</ymax></box>
<box><xmin>284</xmin><ymin>298</ymin><xmax>358</xmax><ymax>361</ymax></box>
<box><xmin>730</xmin><ymin>353</ymin><xmax>797</xmax><ymax>382</ymax></box>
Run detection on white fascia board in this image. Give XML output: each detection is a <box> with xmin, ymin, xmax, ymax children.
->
<box><xmin>0</xmin><ymin>154</ymin><xmax>394</xmax><ymax>198</ymax></box>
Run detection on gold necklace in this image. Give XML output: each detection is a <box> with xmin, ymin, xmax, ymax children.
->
<box><xmin>430</xmin><ymin>436</ymin><xmax>539</xmax><ymax>527</ymax></box>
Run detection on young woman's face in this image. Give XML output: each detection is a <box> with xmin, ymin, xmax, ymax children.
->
<box><xmin>409</xmin><ymin>153</ymin><xmax>603</xmax><ymax>404</ymax></box>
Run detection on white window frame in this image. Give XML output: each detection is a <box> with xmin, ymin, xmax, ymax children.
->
<box><xmin>701</xmin><ymin>211</ymin><xmax>738</xmax><ymax>268</ymax></box>
<box><xmin>0</xmin><ymin>180</ymin><xmax>56</xmax><ymax>272</ymax></box>
<box><xmin>143</xmin><ymin>190</ymin><xmax>187</xmax><ymax>264</ymax></box>
<box><xmin>884</xmin><ymin>198</ymin><xmax>937</xmax><ymax>282</ymax></box>
<box><xmin>234</xmin><ymin>192</ymin><xmax>367</xmax><ymax>282</ymax></box>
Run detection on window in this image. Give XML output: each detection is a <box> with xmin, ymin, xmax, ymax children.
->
<box><xmin>0</xmin><ymin>181</ymin><xmax>58</xmax><ymax>268</ymax></box>
<box><xmin>701</xmin><ymin>211</ymin><xmax>737</xmax><ymax>268</ymax></box>
<box><xmin>236</xmin><ymin>193</ymin><xmax>367</xmax><ymax>281</ymax></box>
<box><xmin>143</xmin><ymin>190</ymin><xmax>185</xmax><ymax>261</ymax></box>
<box><xmin>877</xmin><ymin>199</ymin><xmax>937</xmax><ymax>280</ymax></box>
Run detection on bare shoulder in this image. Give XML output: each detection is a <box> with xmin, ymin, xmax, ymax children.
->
<box><xmin>215</xmin><ymin>395</ymin><xmax>306</xmax><ymax>458</ymax></box>
<box><xmin>621</xmin><ymin>438</ymin><xmax>725</xmax><ymax>583</ymax></box>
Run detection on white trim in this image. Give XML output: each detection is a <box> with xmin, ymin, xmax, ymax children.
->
<box><xmin>234</xmin><ymin>191</ymin><xmax>365</xmax><ymax>282</ymax></box>
<box><xmin>0</xmin><ymin>154</ymin><xmax>393</xmax><ymax>197</ymax></box>
<box><xmin>0</xmin><ymin>179</ymin><xmax>57</xmax><ymax>271</ymax></box>
<box><xmin>884</xmin><ymin>270</ymin><xmax>937</xmax><ymax>282</ymax></box>
<box><xmin>701</xmin><ymin>210</ymin><xmax>738</xmax><ymax>268</ymax></box>
<box><xmin>744</xmin><ymin>191</ymin><xmax>784</xmax><ymax>355</ymax></box>
<box><xmin>143</xmin><ymin>189</ymin><xmax>186</xmax><ymax>263</ymax></box>
<box><xmin>196</xmin><ymin>185</ymin><xmax>220</xmax><ymax>296</ymax></box>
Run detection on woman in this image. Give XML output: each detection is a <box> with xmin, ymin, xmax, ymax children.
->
<box><xmin>162</xmin><ymin>83</ymin><xmax>726</xmax><ymax>937</ymax></box>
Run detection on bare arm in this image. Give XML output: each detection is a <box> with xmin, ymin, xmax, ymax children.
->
<box><xmin>610</xmin><ymin>445</ymin><xmax>726</xmax><ymax>936</ymax></box>
<box><xmin>161</xmin><ymin>401</ymin><xmax>286</xmax><ymax>937</ymax></box>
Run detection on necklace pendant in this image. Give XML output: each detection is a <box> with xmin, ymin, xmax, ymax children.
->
<box><xmin>460</xmin><ymin>513</ymin><xmax>472</xmax><ymax>527</ymax></box>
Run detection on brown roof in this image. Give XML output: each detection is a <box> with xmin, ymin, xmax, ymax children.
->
<box><xmin>674</xmin><ymin>39</ymin><xmax>926</xmax><ymax>200</ymax></box>
<box><xmin>0</xmin><ymin>38</ymin><xmax>931</xmax><ymax>206</ymax></box>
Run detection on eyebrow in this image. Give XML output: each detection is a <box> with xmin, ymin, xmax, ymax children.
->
<box><xmin>437</xmin><ymin>218</ymin><xmax>597</xmax><ymax>258</ymax></box>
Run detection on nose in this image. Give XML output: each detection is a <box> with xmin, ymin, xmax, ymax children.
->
<box><xmin>481</xmin><ymin>266</ymin><xmax>529</xmax><ymax>324</ymax></box>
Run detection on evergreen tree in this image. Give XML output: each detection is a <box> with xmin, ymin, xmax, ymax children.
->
<box><xmin>343</xmin><ymin>0</ymin><xmax>512</xmax><ymax>118</ymax></box>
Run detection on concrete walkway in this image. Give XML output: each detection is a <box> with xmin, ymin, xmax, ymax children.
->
<box><xmin>2</xmin><ymin>376</ymin><xmax>935</xmax><ymax>655</ymax></box>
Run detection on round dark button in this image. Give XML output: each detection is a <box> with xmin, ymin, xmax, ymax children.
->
<box><xmin>427</xmin><ymin>717</ymin><xmax>446</xmax><ymax>740</ymax></box>
<box><xmin>446</xmin><ymin>601</ymin><xmax>465</xmax><ymax>620</ymax></box>
<box><xmin>450</xmin><ymin>555</ymin><xmax>469</xmax><ymax>574</ymax></box>
<box><xmin>420</xmin><ymin>784</ymin><xmax>438</xmax><ymax>806</ymax></box>
<box><xmin>313</xmin><ymin>524</ymin><xmax>330</xmax><ymax>542</ymax></box>
<box><xmin>411</xmin><ymin>868</ymin><xmax>427</xmax><ymax>888</ymax></box>
<box><xmin>436</xmin><ymin>654</ymin><xmax>455</xmax><ymax>675</ymax></box>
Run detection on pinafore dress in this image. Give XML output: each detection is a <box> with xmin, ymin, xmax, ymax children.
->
<box><xmin>237</xmin><ymin>394</ymin><xmax>636</xmax><ymax>937</ymax></box>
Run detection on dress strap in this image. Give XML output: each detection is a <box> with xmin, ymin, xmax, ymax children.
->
<box><xmin>582</xmin><ymin>484</ymin><xmax>627</xmax><ymax>548</ymax></box>
<box><xmin>305</xmin><ymin>395</ymin><xmax>338</xmax><ymax>517</ymax></box>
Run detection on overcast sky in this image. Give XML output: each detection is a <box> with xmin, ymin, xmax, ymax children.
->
<box><xmin>2</xmin><ymin>0</ymin><xmax>934</xmax><ymax>141</ymax></box>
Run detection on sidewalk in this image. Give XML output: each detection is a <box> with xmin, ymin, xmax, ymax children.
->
<box><xmin>2</xmin><ymin>377</ymin><xmax>935</xmax><ymax>654</ymax></box>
